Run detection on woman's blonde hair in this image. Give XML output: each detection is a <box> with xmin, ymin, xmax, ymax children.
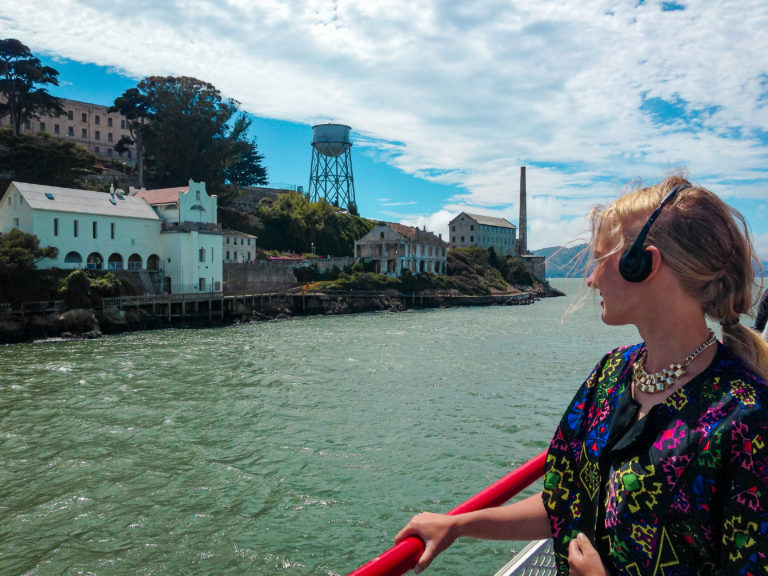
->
<box><xmin>587</xmin><ymin>175</ymin><xmax>768</xmax><ymax>378</ymax></box>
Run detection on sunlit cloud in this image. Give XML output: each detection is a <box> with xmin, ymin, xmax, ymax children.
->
<box><xmin>2</xmin><ymin>0</ymin><xmax>767</xmax><ymax>251</ymax></box>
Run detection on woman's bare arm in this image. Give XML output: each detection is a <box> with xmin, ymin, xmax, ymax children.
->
<box><xmin>394</xmin><ymin>492</ymin><xmax>551</xmax><ymax>573</ymax></box>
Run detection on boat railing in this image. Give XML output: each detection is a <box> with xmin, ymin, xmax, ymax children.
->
<box><xmin>348</xmin><ymin>450</ymin><xmax>547</xmax><ymax>576</ymax></box>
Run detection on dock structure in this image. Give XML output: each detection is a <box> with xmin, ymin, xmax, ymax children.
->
<box><xmin>1</xmin><ymin>290</ymin><xmax>535</xmax><ymax>324</ymax></box>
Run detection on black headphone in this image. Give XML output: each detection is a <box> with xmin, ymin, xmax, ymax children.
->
<box><xmin>618</xmin><ymin>184</ymin><xmax>688</xmax><ymax>282</ymax></box>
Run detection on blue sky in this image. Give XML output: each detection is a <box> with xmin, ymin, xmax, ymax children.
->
<box><xmin>2</xmin><ymin>1</ymin><xmax>768</xmax><ymax>258</ymax></box>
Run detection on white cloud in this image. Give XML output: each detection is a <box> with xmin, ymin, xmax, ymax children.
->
<box><xmin>2</xmin><ymin>0</ymin><xmax>768</xmax><ymax>249</ymax></box>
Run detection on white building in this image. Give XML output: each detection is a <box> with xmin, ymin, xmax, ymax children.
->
<box><xmin>355</xmin><ymin>223</ymin><xmax>447</xmax><ymax>276</ymax></box>
<box><xmin>0</xmin><ymin>180</ymin><xmax>223</xmax><ymax>294</ymax></box>
<box><xmin>449</xmin><ymin>212</ymin><xmax>517</xmax><ymax>256</ymax></box>
<box><xmin>130</xmin><ymin>182</ymin><xmax>222</xmax><ymax>293</ymax></box>
<box><xmin>223</xmin><ymin>230</ymin><xmax>258</xmax><ymax>263</ymax></box>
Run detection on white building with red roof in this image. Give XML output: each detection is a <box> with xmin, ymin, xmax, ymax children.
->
<box><xmin>129</xmin><ymin>180</ymin><xmax>222</xmax><ymax>293</ymax></box>
<box><xmin>0</xmin><ymin>179</ymin><xmax>223</xmax><ymax>295</ymax></box>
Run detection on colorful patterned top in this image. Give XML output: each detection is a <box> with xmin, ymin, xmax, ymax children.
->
<box><xmin>542</xmin><ymin>342</ymin><xmax>768</xmax><ymax>575</ymax></box>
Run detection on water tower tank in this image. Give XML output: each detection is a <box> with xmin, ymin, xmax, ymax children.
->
<box><xmin>311</xmin><ymin>124</ymin><xmax>352</xmax><ymax>158</ymax></box>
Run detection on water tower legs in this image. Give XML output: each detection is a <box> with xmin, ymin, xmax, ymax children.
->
<box><xmin>308</xmin><ymin>147</ymin><xmax>356</xmax><ymax>210</ymax></box>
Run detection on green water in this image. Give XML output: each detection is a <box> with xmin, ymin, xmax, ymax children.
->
<box><xmin>0</xmin><ymin>279</ymin><xmax>638</xmax><ymax>575</ymax></box>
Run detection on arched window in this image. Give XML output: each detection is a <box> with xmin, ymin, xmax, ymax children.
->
<box><xmin>108</xmin><ymin>253</ymin><xmax>124</xmax><ymax>270</ymax></box>
<box><xmin>87</xmin><ymin>252</ymin><xmax>103</xmax><ymax>270</ymax></box>
<box><xmin>147</xmin><ymin>254</ymin><xmax>160</xmax><ymax>270</ymax></box>
<box><xmin>128</xmin><ymin>253</ymin><xmax>143</xmax><ymax>270</ymax></box>
<box><xmin>64</xmin><ymin>251</ymin><xmax>82</xmax><ymax>266</ymax></box>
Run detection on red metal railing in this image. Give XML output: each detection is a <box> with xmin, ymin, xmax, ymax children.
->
<box><xmin>348</xmin><ymin>450</ymin><xmax>548</xmax><ymax>576</ymax></box>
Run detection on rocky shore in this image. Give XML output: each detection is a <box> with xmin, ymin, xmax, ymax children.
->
<box><xmin>0</xmin><ymin>283</ymin><xmax>563</xmax><ymax>345</ymax></box>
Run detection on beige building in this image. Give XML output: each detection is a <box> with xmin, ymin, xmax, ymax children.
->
<box><xmin>355</xmin><ymin>223</ymin><xmax>447</xmax><ymax>276</ymax></box>
<box><xmin>0</xmin><ymin>97</ymin><xmax>137</xmax><ymax>165</ymax></box>
<box><xmin>449</xmin><ymin>212</ymin><xmax>517</xmax><ymax>256</ymax></box>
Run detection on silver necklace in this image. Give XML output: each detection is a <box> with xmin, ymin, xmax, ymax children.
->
<box><xmin>632</xmin><ymin>329</ymin><xmax>717</xmax><ymax>394</ymax></box>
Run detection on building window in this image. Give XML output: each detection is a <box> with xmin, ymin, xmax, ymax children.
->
<box><xmin>470</xmin><ymin>225</ymin><xmax>474</xmax><ymax>231</ymax></box>
<box><xmin>95</xmin><ymin>130</ymin><xmax>100</xmax><ymax>141</ymax></box>
<box><xmin>226</xmin><ymin>251</ymin><xmax>230</xmax><ymax>260</ymax></box>
<box><xmin>120</xmin><ymin>119</ymin><xmax>126</xmax><ymax>129</ymax></box>
<box><xmin>39</xmin><ymin>122</ymin><xmax>45</xmax><ymax>131</ymax></box>
<box><xmin>107</xmin><ymin>117</ymin><xmax>113</xmax><ymax>127</ymax></box>
<box><xmin>199</xmin><ymin>248</ymin><xmax>206</xmax><ymax>262</ymax></box>
<box><xmin>67</xmin><ymin>110</ymin><xmax>73</xmax><ymax>120</ymax></box>
<box><xmin>54</xmin><ymin>218</ymin><xmax>59</xmax><ymax>236</ymax></box>
<box><xmin>110</xmin><ymin>222</ymin><xmax>115</xmax><ymax>239</ymax></box>
<box><xmin>460</xmin><ymin>236</ymin><xmax>464</xmax><ymax>242</ymax></box>
<box><xmin>226</xmin><ymin>237</ymin><xmax>230</xmax><ymax>244</ymax></box>
<box><xmin>95</xmin><ymin>146</ymin><xmax>100</xmax><ymax>153</ymax></box>
<box><xmin>81</xmin><ymin>112</ymin><xmax>87</xmax><ymax>122</ymax></box>
<box><xmin>54</xmin><ymin>124</ymin><xmax>60</xmax><ymax>134</ymax></box>
<box><xmin>95</xmin><ymin>115</ymin><xmax>100</xmax><ymax>125</ymax></box>
<box><xmin>470</xmin><ymin>236</ymin><xmax>474</xmax><ymax>242</ymax></box>
<box><xmin>92</xmin><ymin>221</ymin><xmax>98</xmax><ymax>238</ymax></box>
<box><xmin>13</xmin><ymin>217</ymin><xmax>19</xmax><ymax>227</ymax></box>
<box><xmin>107</xmin><ymin>148</ymin><xmax>112</xmax><ymax>156</ymax></box>
<box><xmin>81</xmin><ymin>128</ymin><xmax>87</xmax><ymax>139</ymax></box>
<box><xmin>68</xmin><ymin>126</ymin><xmax>74</xmax><ymax>137</ymax></box>
<box><xmin>74</xmin><ymin>219</ymin><xmax>79</xmax><ymax>237</ymax></box>
<box><xmin>108</xmin><ymin>133</ymin><xmax>113</xmax><ymax>142</ymax></box>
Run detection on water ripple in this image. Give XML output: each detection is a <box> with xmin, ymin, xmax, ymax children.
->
<box><xmin>0</xmin><ymin>280</ymin><xmax>638</xmax><ymax>575</ymax></box>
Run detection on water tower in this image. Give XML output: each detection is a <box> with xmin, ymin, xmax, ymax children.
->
<box><xmin>308</xmin><ymin>123</ymin><xmax>356</xmax><ymax>210</ymax></box>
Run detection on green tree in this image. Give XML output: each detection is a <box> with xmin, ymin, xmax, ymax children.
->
<box><xmin>252</xmin><ymin>191</ymin><xmax>373</xmax><ymax>256</ymax></box>
<box><xmin>114</xmin><ymin>76</ymin><xmax>268</xmax><ymax>194</ymax></box>
<box><xmin>61</xmin><ymin>268</ymin><xmax>91</xmax><ymax>309</ymax></box>
<box><xmin>0</xmin><ymin>130</ymin><xmax>98</xmax><ymax>187</ymax></box>
<box><xmin>0</xmin><ymin>38</ymin><xmax>63</xmax><ymax>135</ymax></box>
<box><xmin>109</xmin><ymin>87</ymin><xmax>150</xmax><ymax>187</ymax></box>
<box><xmin>0</xmin><ymin>228</ymin><xmax>57</xmax><ymax>273</ymax></box>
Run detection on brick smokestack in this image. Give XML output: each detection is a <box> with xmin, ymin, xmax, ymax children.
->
<box><xmin>518</xmin><ymin>166</ymin><xmax>527</xmax><ymax>256</ymax></box>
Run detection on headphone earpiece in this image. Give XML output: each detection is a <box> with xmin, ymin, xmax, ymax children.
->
<box><xmin>618</xmin><ymin>245</ymin><xmax>653</xmax><ymax>283</ymax></box>
<box><xmin>617</xmin><ymin>183</ymin><xmax>689</xmax><ymax>283</ymax></box>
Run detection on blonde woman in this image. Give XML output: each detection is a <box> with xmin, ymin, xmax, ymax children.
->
<box><xmin>396</xmin><ymin>177</ymin><xmax>768</xmax><ymax>575</ymax></box>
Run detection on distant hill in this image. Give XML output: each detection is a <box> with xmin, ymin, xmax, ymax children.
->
<box><xmin>536</xmin><ymin>245</ymin><xmax>768</xmax><ymax>280</ymax></box>
<box><xmin>535</xmin><ymin>244</ymin><xmax>588</xmax><ymax>278</ymax></box>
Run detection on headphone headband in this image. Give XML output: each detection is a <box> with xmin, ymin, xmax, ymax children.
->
<box><xmin>618</xmin><ymin>183</ymin><xmax>689</xmax><ymax>282</ymax></box>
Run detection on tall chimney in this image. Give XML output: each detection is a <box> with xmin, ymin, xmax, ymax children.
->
<box><xmin>518</xmin><ymin>166</ymin><xmax>527</xmax><ymax>256</ymax></box>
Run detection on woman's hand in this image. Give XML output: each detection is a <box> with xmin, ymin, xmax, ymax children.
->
<box><xmin>394</xmin><ymin>512</ymin><xmax>458</xmax><ymax>574</ymax></box>
<box><xmin>568</xmin><ymin>532</ymin><xmax>607</xmax><ymax>576</ymax></box>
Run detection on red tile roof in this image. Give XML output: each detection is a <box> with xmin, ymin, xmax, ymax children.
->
<box><xmin>132</xmin><ymin>186</ymin><xmax>189</xmax><ymax>205</ymax></box>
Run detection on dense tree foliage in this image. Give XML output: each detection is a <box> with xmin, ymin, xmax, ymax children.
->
<box><xmin>61</xmin><ymin>269</ymin><xmax>121</xmax><ymax>309</ymax></box>
<box><xmin>0</xmin><ymin>38</ymin><xmax>63</xmax><ymax>135</ymax></box>
<box><xmin>251</xmin><ymin>191</ymin><xmax>374</xmax><ymax>256</ymax></box>
<box><xmin>0</xmin><ymin>130</ymin><xmax>98</xmax><ymax>188</ymax></box>
<box><xmin>111</xmin><ymin>76</ymin><xmax>268</xmax><ymax>194</ymax></box>
<box><xmin>0</xmin><ymin>228</ymin><xmax>57</xmax><ymax>273</ymax></box>
<box><xmin>0</xmin><ymin>229</ymin><xmax>58</xmax><ymax>303</ymax></box>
